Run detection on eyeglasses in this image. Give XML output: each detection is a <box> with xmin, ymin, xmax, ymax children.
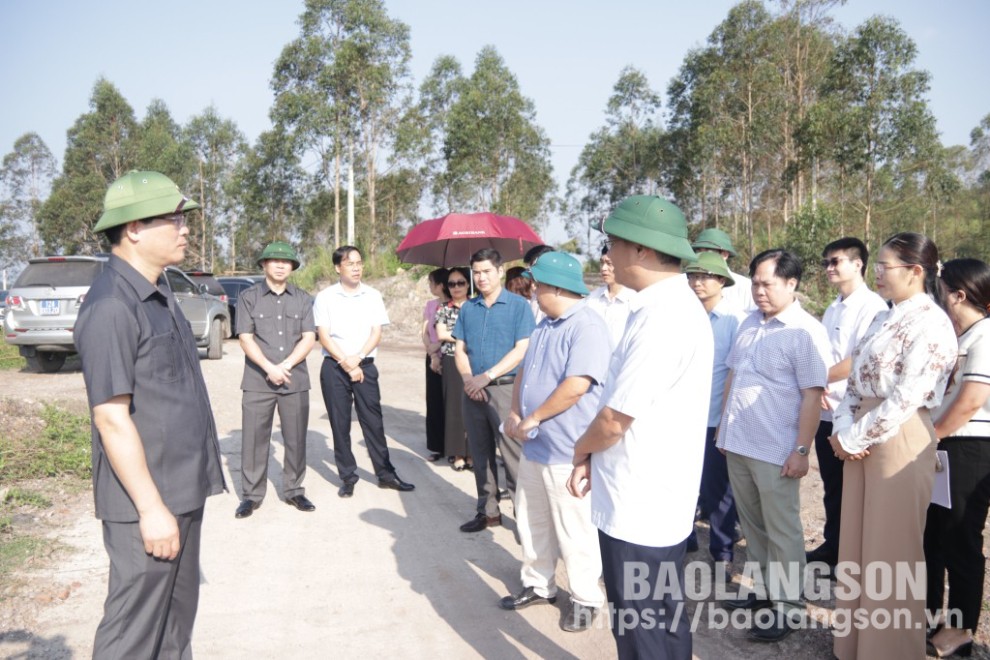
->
<box><xmin>147</xmin><ymin>212</ymin><xmax>186</xmax><ymax>228</ymax></box>
<box><xmin>447</xmin><ymin>280</ymin><xmax>468</xmax><ymax>287</ymax></box>
<box><xmin>873</xmin><ymin>263</ymin><xmax>916</xmax><ymax>276</ymax></box>
<box><xmin>820</xmin><ymin>256</ymin><xmax>849</xmax><ymax>270</ymax></box>
<box><xmin>686</xmin><ymin>272</ymin><xmax>717</xmax><ymax>281</ymax></box>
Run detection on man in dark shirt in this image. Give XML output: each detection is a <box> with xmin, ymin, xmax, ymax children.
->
<box><xmin>75</xmin><ymin>170</ymin><xmax>225</xmax><ymax>658</ymax></box>
<box><xmin>235</xmin><ymin>241</ymin><xmax>316</xmax><ymax>518</ymax></box>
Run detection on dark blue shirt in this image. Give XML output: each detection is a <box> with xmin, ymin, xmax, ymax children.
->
<box><xmin>452</xmin><ymin>288</ymin><xmax>535</xmax><ymax>376</ymax></box>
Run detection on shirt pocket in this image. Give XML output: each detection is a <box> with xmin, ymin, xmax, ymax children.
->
<box><xmin>149</xmin><ymin>332</ymin><xmax>182</xmax><ymax>383</ymax></box>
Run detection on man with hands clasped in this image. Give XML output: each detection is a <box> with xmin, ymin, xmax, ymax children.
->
<box><xmin>498</xmin><ymin>252</ymin><xmax>609</xmax><ymax>632</ymax></box>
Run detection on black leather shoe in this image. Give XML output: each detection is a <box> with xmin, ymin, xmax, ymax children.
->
<box><xmin>560</xmin><ymin>602</ymin><xmax>598</xmax><ymax>632</ymax></box>
<box><xmin>806</xmin><ymin>545</ymin><xmax>838</xmax><ymax>566</ymax></box>
<box><xmin>747</xmin><ymin>610</ymin><xmax>797</xmax><ymax>642</ymax></box>
<box><xmin>499</xmin><ymin>586</ymin><xmax>557</xmax><ymax>611</ymax></box>
<box><xmin>338</xmin><ymin>482</ymin><xmax>356</xmax><ymax>498</ymax></box>
<box><xmin>235</xmin><ymin>499</ymin><xmax>260</xmax><ymax>518</ymax></box>
<box><xmin>723</xmin><ymin>593</ymin><xmax>773</xmax><ymax>611</ymax></box>
<box><xmin>459</xmin><ymin>513</ymin><xmax>501</xmax><ymax>533</ymax></box>
<box><xmin>378</xmin><ymin>475</ymin><xmax>415</xmax><ymax>492</ymax></box>
<box><xmin>285</xmin><ymin>494</ymin><xmax>315</xmax><ymax>512</ymax></box>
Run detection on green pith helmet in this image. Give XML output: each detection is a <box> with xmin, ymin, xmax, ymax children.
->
<box><xmin>682</xmin><ymin>251</ymin><xmax>735</xmax><ymax>287</ymax></box>
<box><xmin>602</xmin><ymin>196</ymin><xmax>697</xmax><ymax>262</ymax></box>
<box><xmin>257</xmin><ymin>241</ymin><xmax>301</xmax><ymax>270</ymax></box>
<box><xmin>94</xmin><ymin>170</ymin><xmax>200</xmax><ymax>233</ymax></box>
<box><xmin>692</xmin><ymin>227</ymin><xmax>737</xmax><ymax>257</ymax></box>
<box><xmin>530</xmin><ymin>251</ymin><xmax>589</xmax><ymax>296</ymax></box>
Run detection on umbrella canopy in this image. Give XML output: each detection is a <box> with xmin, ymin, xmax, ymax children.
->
<box><xmin>396</xmin><ymin>212</ymin><xmax>544</xmax><ymax>267</ymax></box>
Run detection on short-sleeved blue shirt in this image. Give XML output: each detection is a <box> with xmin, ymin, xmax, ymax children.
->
<box><xmin>452</xmin><ymin>288</ymin><xmax>535</xmax><ymax>376</ymax></box>
<box><xmin>518</xmin><ymin>301</ymin><xmax>610</xmax><ymax>464</ymax></box>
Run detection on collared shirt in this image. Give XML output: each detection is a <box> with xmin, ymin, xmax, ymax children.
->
<box><xmin>519</xmin><ymin>301</ymin><xmax>610</xmax><ymax>465</ymax></box>
<box><xmin>585</xmin><ymin>284</ymin><xmax>634</xmax><ymax>350</ymax></box>
<box><xmin>833</xmin><ymin>293</ymin><xmax>957</xmax><ymax>453</ymax></box>
<box><xmin>313</xmin><ymin>282</ymin><xmax>389</xmax><ymax>358</ymax></box>
<box><xmin>723</xmin><ymin>269</ymin><xmax>757</xmax><ymax>313</ymax></box>
<box><xmin>707</xmin><ymin>298</ymin><xmax>746</xmax><ymax>428</ymax></box>
<box><xmin>75</xmin><ymin>255</ymin><xmax>225</xmax><ymax>522</ymax></box>
<box><xmin>591</xmin><ymin>274</ymin><xmax>713</xmax><ymax>548</ymax></box>
<box><xmin>452</xmin><ymin>288</ymin><xmax>535</xmax><ymax>376</ymax></box>
<box><xmin>934</xmin><ymin>317</ymin><xmax>990</xmax><ymax>438</ymax></box>
<box><xmin>717</xmin><ymin>301</ymin><xmax>831</xmax><ymax>466</ymax></box>
<box><xmin>237</xmin><ymin>281</ymin><xmax>315</xmax><ymax>393</ymax></box>
<box><xmin>820</xmin><ymin>282</ymin><xmax>888</xmax><ymax>421</ymax></box>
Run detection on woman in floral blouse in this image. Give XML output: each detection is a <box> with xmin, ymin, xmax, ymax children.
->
<box><xmin>830</xmin><ymin>232</ymin><xmax>957</xmax><ymax>660</ymax></box>
<box><xmin>435</xmin><ymin>267</ymin><xmax>472</xmax><ymax>470</ymax></box>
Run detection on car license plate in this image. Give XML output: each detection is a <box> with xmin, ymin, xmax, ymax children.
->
<box><xmin>39</xmin><ymin>299</ymin><xmax>60</xmax><ymax>315</ymax></box>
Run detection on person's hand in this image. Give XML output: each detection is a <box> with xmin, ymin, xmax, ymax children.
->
<box><xmin>828</xmin><ymin>433</ymin><xmax>870</xmax><ymax>461</ymax></box>
<box><xmin>348</xmin><ymin>366</ymin><xmax>365</xmax><ymax>383</ymax></box>
<box><xmin>567</xmin><ymin>457</ymin><xmax>592</xmax><ymax>499</ymax></box>
<box><xmin>265</xmin><ymin>362</ymin><xmax>290</xmax><ymax>386</ymax></box>
<box><xmin>503</xmin><ymin>411</ymin><xmax>522</xmax><ymax>440</ymax></box>
<box><xmin>429</xmin><ymin>354</ymin><xmax>442</xmax><ymax>374</ymax></box>
<box><xmin>821</xmin><ymin>389</ymin><xmax>831</xmax><ymax>411</ymax></box>
<box><xmin>517</xmin><ymin>415</ymin><xmax>539</xmax><ymax>441</ymax></box>
<box><xmin>340</xmin><ymin>355</ymin><xmax>362</xmax><ymax>372</ymax></box>
<box><xmin>138</xmin><ymin>502</ymin><xmax>180</xmax><ymax>560</ymax></box>
<box><xmin>463</xmin><ymin>373</ymin><xmax>489</xmax><ymax>398</ymax></box>
<box><xmin>780</xmin><ymin>453</ymin><xmax>809</xmax><ymax>479</ymax></box>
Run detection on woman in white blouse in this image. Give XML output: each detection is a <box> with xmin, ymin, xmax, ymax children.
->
<box><xmin>925</xmin><ymin>258</ymin><xmax>990</xmax><ymax>659</ymax></box>
<box><xmin>829</xmin><ymin>232</ymin><xmax>957</xmax><ymax>660</ymax></box>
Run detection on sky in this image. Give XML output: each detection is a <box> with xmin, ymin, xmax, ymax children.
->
<box><xmin>1</xmin><ymin>0</ymin><xmax>988</xmax><ymax>244</ymax></box>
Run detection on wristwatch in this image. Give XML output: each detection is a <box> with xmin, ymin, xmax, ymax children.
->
<box><xmin>485</xmin><ymin>369</ymin><xmax>496</xmax><ymax>381</ymax></box>
<box><xmin>795</xmin><ymin>445</ymin><xmax>809</xmax><ymax>456</ymax></box>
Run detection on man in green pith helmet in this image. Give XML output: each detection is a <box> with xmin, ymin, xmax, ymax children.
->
<box><xmin>234</xmin><ymin>241</ymin><xmax>317</xmax><ymax>519</ymax></box>
<box><xmin>75</xmin><ymin>171</ymin><xmax>225</xmax><ymax>658</ymax></box>
<box><xmin>692</xmin><ymin>227</ymin><xmax>757</xmax><ymax>312</ymax></box>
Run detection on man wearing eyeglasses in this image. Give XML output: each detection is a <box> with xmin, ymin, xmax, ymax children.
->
<box><xmin>75</xmin><ymin>171</ymin><xmax>225</xmax><ymax>658</ymax></box>
<box><xmin>691</xmin><ymin>228</ymin><xmax>758</xmax><ymax>313</ymax></box>
<box><xmin>808</xmin><ymin>238</ymin><xmax>887</xmax><ymax>569</ymax></box>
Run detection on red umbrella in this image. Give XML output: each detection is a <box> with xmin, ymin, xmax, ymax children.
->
<box><xmin>396</xmin><ymin>212</ymin><xmax>544</xmax><ymax>267</ymax></box>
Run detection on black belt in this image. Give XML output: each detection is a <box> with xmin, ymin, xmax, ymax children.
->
<box><xmin>489</xmin><ymin>375</ymin><xmax>515</xmax><ymax>386</ymax></box>
<box><xmin>325</xmin><ymin>357</ymin><xmax>374</xmax><ymax>366</ymax></box>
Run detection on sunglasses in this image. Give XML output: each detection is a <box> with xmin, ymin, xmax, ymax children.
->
<box><xmin>447</xmin><ymin>280</ymin><xmax>468</xmax><ymax>287</ymax></box>
<box><xmin>820</xmin><ymin>256</ymin><xmax>849</xmax><ymax>269</ymax></box>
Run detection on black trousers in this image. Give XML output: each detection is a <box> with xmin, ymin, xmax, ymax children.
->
<box><xmin>599</xmin><ymin>530</ymin><xmax>692</xmax><ymax>660</ymax></box>
<box><xmin>924</xmin><ymin>436</ymin><xmax>990</xmax><ymax>631</ymax></box>
<box><xmin>813</xmin><ymin>420</ymin><xmax>842</xmax><ymax>560</ymax></box>
<box><xmin>425</xmin><ymin>356</ymin><xmax>445</xmax><ymax>455</ymax></box>
<box><xmin>319</xmin><ymin>358</ymin><xmax>395</xmax><ymax>483</ymax></box>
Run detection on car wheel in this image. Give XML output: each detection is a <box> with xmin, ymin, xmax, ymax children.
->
<box><xmin>207</xmin><ymin>318</ymin><xmax>222</xmax><ymax>360</ymax></box>
<box><xmin>29</xmin><ymin>351</ymin><xmax>67</xmax><ymax>373</ymax></box>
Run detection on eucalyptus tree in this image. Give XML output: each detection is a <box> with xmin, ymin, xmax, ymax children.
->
<box><xmin>0</xmin><ymin>133</ymin><xmax>57</xmax><ymax>259</ymax></box>
<box><xmin>271</xmin><ymin>0</ymin><xmax>413</xmax><ymax>253</ymax></box>
<box><xmin>183</xmin><ymin>106</ymin><xmax>247</xmax><ymax>271</ymax></box>
<box><xmin>137</xmin><ymin>99</ymin><xmax>193</xmax><ymax>185</ymax></box>
<box><xmin>567</xmin><ymin>66</ymin><xmax>664</xmax><ymax>252</ymax></box>
<box><xmin>441</xmin><ymin>46</ymin><xmax>554</xmax><ymax>225</ymax></box>
<box><xmin>38</xmin><ymin>78</ymin><xmax>140</xmax><ymax>254</ymax></box>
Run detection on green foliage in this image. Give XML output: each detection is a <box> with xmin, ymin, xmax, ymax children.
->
<box><xmin>783</xmin><ymin>204</ymin><xmax>840</xmax><ymax>315</ymax></box>
<box><xmin>3</xmin><ymin>488</ymin><xmax>51</xmax><ymax>509</ymax></box>
<box><xmin>0</xmin><ymin>404</ymin><xmax>92</xmax><ymax>481</ymax></box>
<box><xmin>0</xmin><ymin>535</ymin><xmax>46</xmax><ymax>583</ymax></box>
<box><xmin>0</xmin><ymin>339</ymin><xmax>25</xmax><ymax>371</ymax></box>
<box><xmin>0</xmin><ymin>132</ymin><xmax>57</xmax><ymax>263</ymax></box>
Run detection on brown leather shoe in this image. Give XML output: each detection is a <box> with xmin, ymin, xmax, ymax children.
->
<box><xmin>459</xmin><ymin>513</ymin><xmax>501</xmax><ymax>533</ymax></box>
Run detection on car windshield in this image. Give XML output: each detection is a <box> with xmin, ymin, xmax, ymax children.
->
<box><xmin>15</xmin><ymin>261</ymin><xmax>103</xmax><ymax>287</ymax></box>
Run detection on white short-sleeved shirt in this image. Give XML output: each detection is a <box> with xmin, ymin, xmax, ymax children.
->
<box><xmin>591</xmin><ymin>274</ymin><xmax>714</xmax><ymax>548</ymax></box>
<box><xmin>585</xmin><ymin>284</ymin><xmax>634</xmax><ymax>351</ymax></box>
<box><xmin>820</xmin><ymin>282</ymin><xmax>888</xmax><ymax>421</ymax></box>
<box><xmin>313</xmin><ymin>282</ymin><xmax>390</xmax><ymax>358</ymax></box>
<box><xmin>724</xmin><ymin>269</ymin><xmax>758</xmax><ymax>313</ymax></box>
<box><xmin>934</xmin><ymin>317</ymin><xmax>990</xmax><ymax>438</ymax></box>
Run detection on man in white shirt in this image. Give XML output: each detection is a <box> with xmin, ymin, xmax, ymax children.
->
<box><xmin>808</xmin><ymin>238</ymin><xmax>887</xmax><ymax>568</ymax></box>
<box><xmin>717</xmin><ymin>249</ymin><xmax>831</xmax><ymax>642</ymax></box>
<box><xmin>585</xmin><ymin>243</ymin><xmax>633</xmax><ymax>351</ymax></box>
<box><xmin>568</xmin><ymin>195</ymin><xmax>713</xmax><ymax>659</ymax></box>
<box><xmin>692</xmin><ymin>228</ymin><xmax>757</xmax><ymax>313</ymax></box>
<box><xmin>314</xmin><ymin>245</ymin><xmax>414</xmax><ymax>498</ymax></box>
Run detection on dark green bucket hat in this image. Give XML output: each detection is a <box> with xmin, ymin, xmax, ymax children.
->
<box><xmin>257</xmin><ymin>241</ymin><xmax>301</xmax><ymax>270</ymax></box>
<box><xmin>94</xmin><ymin>170</ymin><xmax>200</xmax><ymax>233</ymax></box>
<box><xmin>691</xmin><ymin>228</ymin><xmax>737</xmax><ymax>257</ymax></box>
<box><xmin>682</xmin><ymin>252</ymin><xmax>735</xmax><ymax>287</ymax></box>
<box><xmin>530</xmin><ymin>251</ymin><xmax>588</xmax><ymax>296</ymax></box>
<box><xmin>601</xmin><ymin>196</ymin><xmax>697</xmax><ymax>262</ymax></box>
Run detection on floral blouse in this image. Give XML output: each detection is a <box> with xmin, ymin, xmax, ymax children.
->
<box><xmin>833</xmin><ymin>292</ymin><xmax>957</xmax><ymax>453</ymax></box>
<box><xmin>434</xmin><ymin>301</ymin><xmax>462</xmax><ymax>357</ymax></box>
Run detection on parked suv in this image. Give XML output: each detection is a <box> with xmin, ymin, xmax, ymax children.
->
<box><xmin>163</xmin><ymin>267</ymin><xmax>231</xmax><ymax>359</ymax></box>
<box><xmin>3</xmin><ymin>256</ymin><xmax>231</xmax><ymax>373</ymax></box>
<box><xmin>218</xmin><ymin>275</ymin><xmax>265</xmax><ymax>336</ymax></box>
<box><xmin>185</xmin><ymin>271</ymin><xmax>228</xmax><ymax>303</ymax></box>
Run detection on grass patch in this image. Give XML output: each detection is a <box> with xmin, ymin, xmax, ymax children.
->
<box><xmin>0</xmin><ymin>536</ymin><xmax>47</xmax><ymax>578</ymax></box>
<box><xmin>0</xmin><ymin>338</ymin><xmax>24</xmax><ymax>371</ymax></box>
<box><xmin>0</xmin><ymin>404</ymin><xmax>91</xmax><ymax>481</ymax></box>
<box><xmin>3</xmin><ymin>488</ymin><xmax>52</xmax><ymax>509</ymax></box>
